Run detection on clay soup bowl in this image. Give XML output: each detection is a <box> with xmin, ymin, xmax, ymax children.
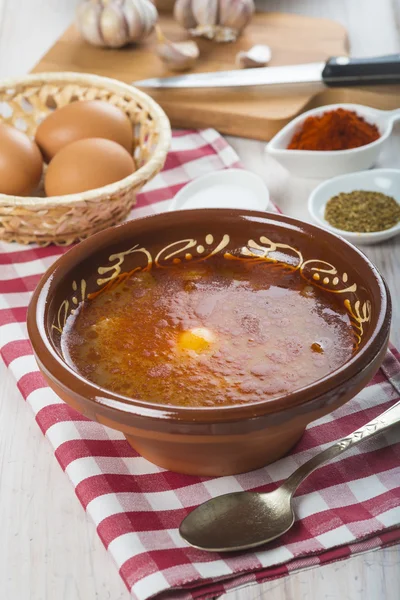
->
<box><xmin>27</xmin><ymin>210</ymin><xmax>391</xmax><ymax>476</ymax></box>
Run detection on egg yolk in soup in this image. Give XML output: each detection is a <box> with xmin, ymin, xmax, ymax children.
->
<box><xmin>62</xmin><ymin>257</ymin><xmax>354</xmax><ymax>407</ymax></box>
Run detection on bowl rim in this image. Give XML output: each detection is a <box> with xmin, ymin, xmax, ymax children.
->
<box><xmin>27</xmin><ymin>209</ymin><xmax>391</xmax><ymax>424</ymax></box>
<box><xmin>0</xmin><ymin>71</ymin><xmax>172</xmax><ymax>207</ymax></box>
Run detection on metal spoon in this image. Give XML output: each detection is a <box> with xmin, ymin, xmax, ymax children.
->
<box><xmin>179</xmin><ymin>400</ymin><xmax>400</xmax><ymax>552</ymax></box>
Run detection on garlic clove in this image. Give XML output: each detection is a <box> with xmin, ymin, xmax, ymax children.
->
<box><xmin>101</xmin><ymin>4</ymin><xmax>130</xmax><ymax>48</ymax></box>
<box><xmin>236</xmin><ymin>44</ymin><xmax>272</xmax><ymax>68</ymax></box>
<box><xmin>76</xmin><ymin>2</ymin><xmax>105</xmax><ymax>47</ymax></box>
<box><xmin>155</xmin><ymin>27</ymin><xmax>199</xmax><ymax>72</ymax></box>
<box><xmin>124</xmin><ymin>3</ymin><xmax>145</xmax><ymax>41</ymax></box>
<box><xmin>157</xmin><ymin>40</ymin><xmax>200</xmax><ymax>71</ymax></box>
<box><xmin>192</xmin><ymin>0</ymin><xmax>218</xmax><ymax>27</ymax></box>
<box><xmin>219</xmin><ymin>0</ymin><xmax>255</xmax><ymax>33</ymax></box>
<box><xmin>174</xmin><ymin>0</ymin><xmax>197</xmax><ymax>29</ymax></box>
<box><xmin>124</xmin><ymin>0</ymin><xmax>158</xmax><ymax>41</ymax></box>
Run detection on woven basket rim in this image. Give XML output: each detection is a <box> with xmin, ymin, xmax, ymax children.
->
<box><xmin>0</xmin><ymin>71</ymin><xmax>171</xmax><ymax>207</ymax></box>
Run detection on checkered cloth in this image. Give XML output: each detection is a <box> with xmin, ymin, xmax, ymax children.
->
<box><xmin>1</xmin><ymin>129</ymin><xmax>400</xmax><ymax>600</ymax></box>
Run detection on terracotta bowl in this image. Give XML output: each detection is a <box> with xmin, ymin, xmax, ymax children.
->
<box><xmin>27</xmin><ymin>210</ymin><xmax>391</xmax><ymax>476</ymax></box>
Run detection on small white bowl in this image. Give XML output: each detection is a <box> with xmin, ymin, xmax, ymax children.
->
<box><xmin>308</xmin><ymin>168</ymin><xmax>400</xmax><ymax>245</ymax></box>
<box><xmin>266</xmin><ymin>103</ymin><xmax>400</xmax><ymax>179</ymax></box>
<box><xmin>168</xmin><ymin>168</ymin><xmax>270</xmax><ymax>212</ymax></box>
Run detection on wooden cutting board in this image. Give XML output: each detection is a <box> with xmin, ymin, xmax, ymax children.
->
<box><xmin>32</xmin><ymin>12</ymin><xmax>400</xmax><ymax>141</ymax></box>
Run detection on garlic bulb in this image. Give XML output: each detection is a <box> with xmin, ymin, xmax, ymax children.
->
<box><xmin>236</xmin><ymin>44</ymin><xmax>272</xmax><ymax>68</ymax></box>
<box><xmin>76</xmin><ymin>0</ymin><xmax>158</xmax><ymax>48</ymax></box>
<box><xmin>155</xmin><ymin>27</ymin><xmax>199</xmax><ymax>71</ymax></box>
<box><xmin>174</xmin><ymin>0</ymin><xmax>255</xmax><ymax>42</ymax></box>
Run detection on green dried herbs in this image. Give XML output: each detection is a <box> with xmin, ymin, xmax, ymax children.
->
<box><xmin>324</xmin><ymin>190</ymin><xmax>400</xmax><ymax>233</ymax></box>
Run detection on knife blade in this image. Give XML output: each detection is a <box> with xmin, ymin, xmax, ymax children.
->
<box><xmin>134</xmin><ymin>54</ymin><xmax>400</xmax><ymax>91</ymax></box>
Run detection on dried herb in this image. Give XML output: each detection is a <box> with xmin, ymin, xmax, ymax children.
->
<box><xmin>324</xmin><ymin>190</ymin><xmax>400</xmax><ymax>233</ymax></box>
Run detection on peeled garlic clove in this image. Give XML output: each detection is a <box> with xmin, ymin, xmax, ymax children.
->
<box><xmin>174</xmin><ymin>0</ymin><xmax>197</xmax><ymax>29</ymax></box>
<box><xmin>236</xmin><ymin>44</ymin><xmax>272</xmax><ymax>68</ymax></box>
<box><xmin>155</xmin><ymin>28</ymin><xmax>199</xmax><ymax>71</ymax></box>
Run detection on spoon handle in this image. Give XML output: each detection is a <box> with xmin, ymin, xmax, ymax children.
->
<box><xmin>281</xmin><ymin>400</ymin><xmax>400</xmax><ymax>496</ymax></box>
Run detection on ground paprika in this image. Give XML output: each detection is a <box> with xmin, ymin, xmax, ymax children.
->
<box><xmin>288</xmin><ymin>108</ymin><xmax>380</xmax><ymax>151</ymax></box>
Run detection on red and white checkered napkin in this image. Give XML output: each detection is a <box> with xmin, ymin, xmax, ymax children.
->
<box><xmin>1</xmin><ymin>129</ymin><xmax>400</xmax><ymax>600</ymax></box>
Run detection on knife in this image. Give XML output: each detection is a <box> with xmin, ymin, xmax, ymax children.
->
<box><xmin>134</xmin><ymin>54</ymin><xmax>400</xmax><ymax>92</ymax></box>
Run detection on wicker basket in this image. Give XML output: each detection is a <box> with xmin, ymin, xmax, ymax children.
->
<box><xmin>0</xmin><ymin>72</ymin><xmax>171</xmax><ymax>245</ymax></box>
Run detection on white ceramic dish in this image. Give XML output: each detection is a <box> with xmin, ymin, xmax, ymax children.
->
<box><xmin>169</xmin><ymin>168</ymin><xmax>270</xmax><ymax>212</ymax></box>
<box><xmin>266</xmin><ymin>103</ymin><xmax>400</xmax><ymax>179</ymax></box>
<box><xmin>308</xmin><ymin>168</ymin><xmax>400</xmax><ymax>245</ymax></box>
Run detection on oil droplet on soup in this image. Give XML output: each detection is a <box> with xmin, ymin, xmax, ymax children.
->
<box><xmin>61</xmin><ymin>257</ymin><xmax>355</xmax><ymax>408</ymax></box>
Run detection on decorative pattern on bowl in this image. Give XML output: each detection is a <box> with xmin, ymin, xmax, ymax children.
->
<box><xmin>52</xmin><ymin>232</ymin><xmax>371</xmax><ymax>350</ymax></box>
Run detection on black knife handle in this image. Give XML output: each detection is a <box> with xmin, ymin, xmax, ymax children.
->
<box><xmin>322</xmin><ymin>54</ymin><xmax>400</xmax><ymax>86</ymax></box>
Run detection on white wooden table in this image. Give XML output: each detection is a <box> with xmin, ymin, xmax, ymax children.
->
<box><xmin>0</xmin><ymin>1</ymin><xmax>399</xmax><ymax>599</ymax></box>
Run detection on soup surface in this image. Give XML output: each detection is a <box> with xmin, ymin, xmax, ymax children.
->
<box><xmin>62</xmin><ymin>257</ymin><xmax>354</xmax><ymax>407</ymax></box>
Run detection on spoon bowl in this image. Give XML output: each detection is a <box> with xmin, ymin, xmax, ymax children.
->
<box><xmin>266</xmin><ymin>103</ymin><xmax>400</xmax><ymax>178</ymax></box>
<box><xmin>180</xmin><ymin>489</ymin><xmax>294</xmax><ymax>552</ymax></box>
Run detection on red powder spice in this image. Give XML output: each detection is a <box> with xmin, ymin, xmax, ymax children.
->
<box><xmin>288</xmin><ymin>108</ymin><xmax>380</xmax><ymax>151</ymax></box>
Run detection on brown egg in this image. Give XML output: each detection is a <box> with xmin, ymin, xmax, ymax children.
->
<box><xmin>0</xmin><ymin>123</ymin><xmax>43</xmax><ymax>196</ymax></box>
<box><xmin>35</xmin><ymin>100</ymin><xmax>133</xmax><ymax>162</ymax></box>
<box><xmin>44</xmin><ymin>138</ymin><xmax>135</xmax><ymax>196</ymax></box>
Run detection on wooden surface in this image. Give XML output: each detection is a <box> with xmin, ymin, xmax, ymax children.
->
<box><xmin>32</xmin><ymin>12</ymin><xmax>350</xmax><ymax>140</ymax></box>
<box><xmin>0</xmin><ymin>1</ymin><xmax>400</xmax><ymax>599</ymax></box>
